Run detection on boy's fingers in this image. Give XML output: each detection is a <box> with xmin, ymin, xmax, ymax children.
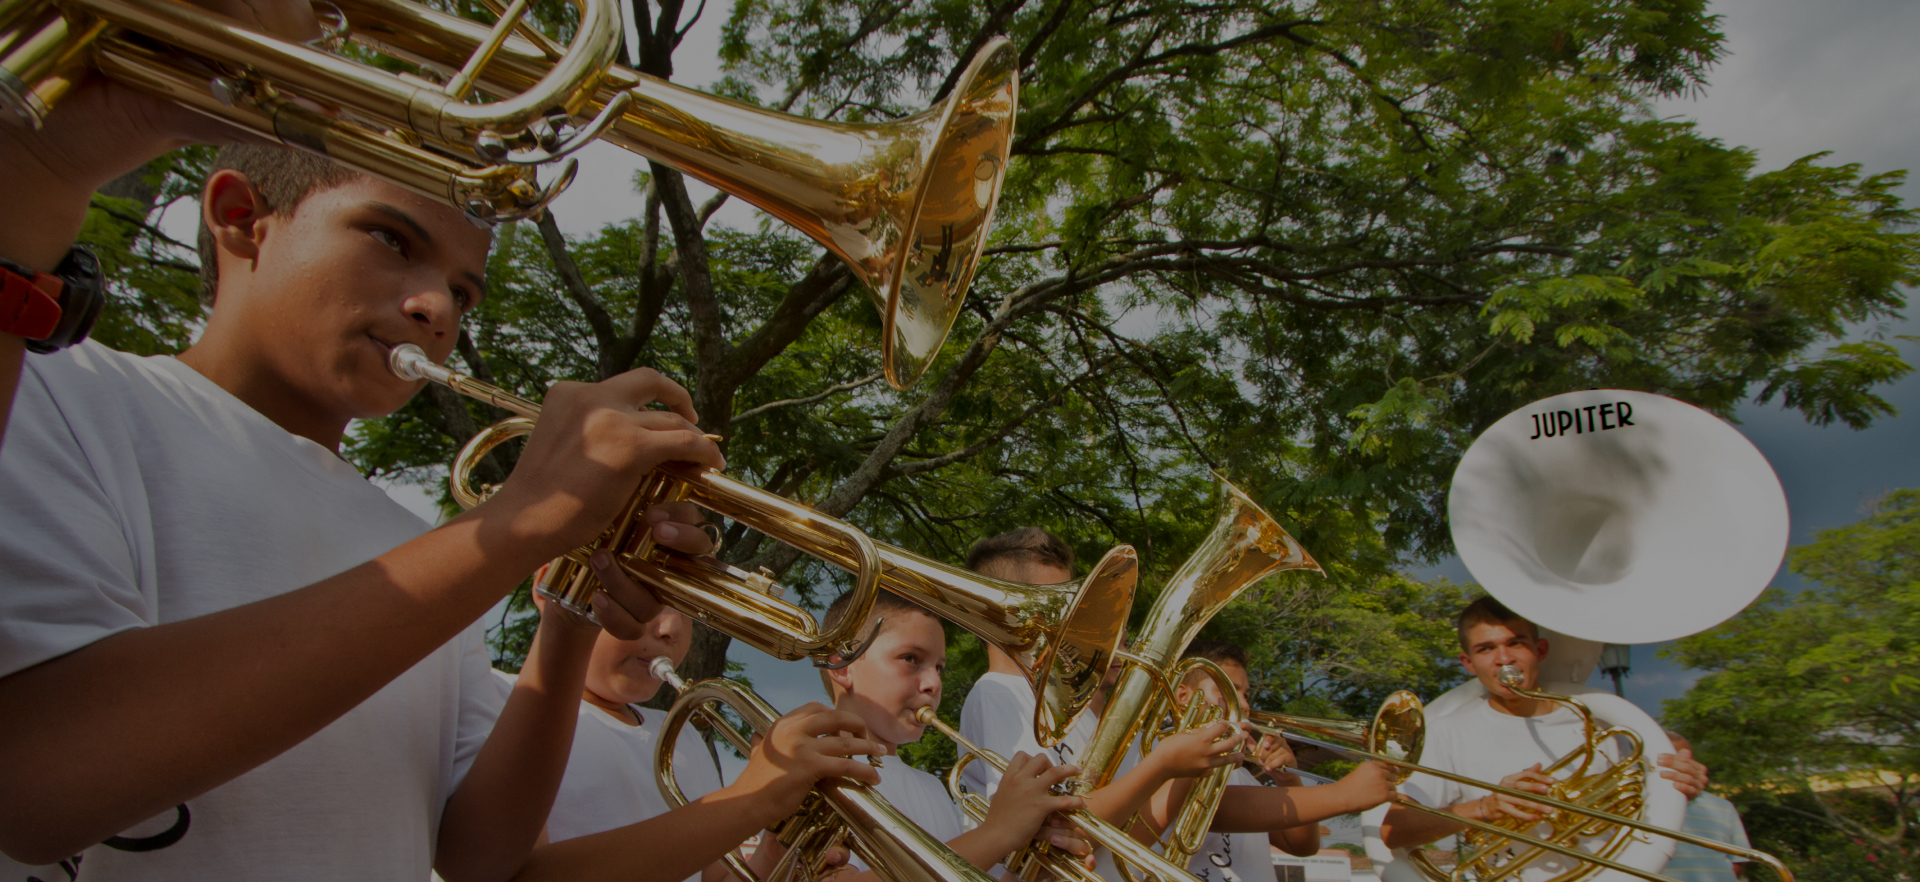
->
<box><xmin>801</xmin><ymin>710</ymin><xmax>873</xmax><ymax>740</ymax></box>
<box><xmin>812</xmin><ymin>734</ymin><xmax>884</xmax><ymax>759</ymax></box>
<box><xmin>646</xmin><ymin>501</ymin><xmax>706</xmax><ymax>526</ymax></box>
<box><xmin>604</xmin><ymin>367</ymin><xmax>701</xmax><ymax>423</ymax></box>
<box><xmin>590</xmin><ymin>552</ymin><xmax>663</xmax><ymax>637</ymax></box>
<box><xmin>651</xmin><ymin>519</ymin><xmax>718</xmax><ymax>555</ymax></box>
<box><xmin>828</xmin><ymin>757</ymin><xmax>882</xmax><ymax>786</ymax></box>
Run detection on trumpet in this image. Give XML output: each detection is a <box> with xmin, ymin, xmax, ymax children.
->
<box><xmin>652</xmin><ymin>667</ymin><xmax>997</xmax><ymax>882</ymax></box>
<box><xmin>389</xmin><ymin>344</ymin><xmax>1136</xmax><ymax>743</ymax></box>
<box><xmin>1247</xmin><ymin>679</ymin><xmax>1795</xmax><ymax>882</ymax></box>
<box><xmin>914</xmin><ymin>707</ymin><xmax>1208</xmax><ymax>882</ymax></box>
<box><xmin>3</xmin><ymin>0</ymin><xmax>1015</xmax><ymax>388</ymax></box>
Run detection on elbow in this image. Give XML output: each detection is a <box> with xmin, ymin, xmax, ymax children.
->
<box><xmin>1282</xmin><ymin>839</ymin><xmax>1318</xmax><ymax>859</ymax></box>
<box><xmin>0</xmin><ymin>823</ymin><xmax>92</xmax><ymax>868</ymax></box>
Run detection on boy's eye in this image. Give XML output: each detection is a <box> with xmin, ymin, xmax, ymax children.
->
<box><xmin>370</xmin><ymin>228</ymin><xmax>405</xmax><ymax>254</ymax></box>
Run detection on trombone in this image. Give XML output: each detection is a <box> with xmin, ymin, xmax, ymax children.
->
<box><xmin>650</xmin><ymin>663</ymin><xmax>998</xmax><ymax>882</ymax></box>
<box><xmin>1245</xmin><ymin>684</ymin><xmax>1796</xmax><ymax>882</ymax></box>
<box><xmin>913</xmin><ymin>708</ymin><xmax>1208</xmax><ymax>882</ymax></box>
<box><xmin>389</xmin><ymin>344</ymin><xmax>1137</xmax><ymax>744</ymax></box>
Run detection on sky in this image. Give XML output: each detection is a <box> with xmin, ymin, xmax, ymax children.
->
<box><xmin>368</xmin><ymin>0</ymin><xmax>1920</xmax><ymax>737</ymax></box>
<box><xmin>1419</xmin><ymin>0</ymin><xmax>1920</xmax><ymax>719</ymax></box>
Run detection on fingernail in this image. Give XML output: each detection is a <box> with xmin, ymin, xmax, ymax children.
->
<box><xmin>591</xmin><ymin>550</ymin><xmax>613</xmax><ymax>570</ymax></box>
<box><xmin>646</xmin><ymin>507</ymin><xmax>668</xmax><ymax>523</ymax></box>
<box><xmin>589</xmin><ymin>592</ymin><xmax>610</xmax><ymax>614</ymax></box>
<box><xmin>656</xmin><ymin>523</ymin><xmax>681</xmax><ymax>541</ymax></box>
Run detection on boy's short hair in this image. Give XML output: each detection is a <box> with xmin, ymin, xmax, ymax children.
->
<box><xmin>196</xmin><ymin>145</ymin><xmax>361</xmax><ymax>304</ymax></box>
<box><xmin>965</xmin><ymin>527</ymin><xmax>1074</xmax><ymax>579</ymax></box>
<box><xmin>823</xmin><ymin>589</ymin><xmax>927</xmax><ymax>642</ymax></box>
<box><xmin>1454</xmin><ymin>596</ymin><xmax>1540</xmax><ymax>653</ymax></box>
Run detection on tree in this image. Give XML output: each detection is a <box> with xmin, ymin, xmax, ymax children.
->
<box><xmin>81</xmin><ymin>0</ymin><xmax>1918</xmax><ymax>728</ymax></box>
<box><xmin>355</xmin><ymin>0</ymin><xmax>1917</xmax><ymax>697</ymax></box>
<box><xmin>1662</xmin><ymin>489</ymin><xmax>1920</xmax><ymax>881</ymax></box>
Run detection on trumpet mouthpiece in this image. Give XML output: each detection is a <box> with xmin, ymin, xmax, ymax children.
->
<box><xmin>650</xmin><ymin>656</ymin><xmax>688</xmax><ymax>691</ymax></box>
<box><xmin>389</xmin><ymin>343</ymin><xmax>432</xmax><ymax>381</ymax></box>
<box><xmin>1496</xmin><ymin>665</ymin><xmax>1523</xmax><ymax>688</ymax></box>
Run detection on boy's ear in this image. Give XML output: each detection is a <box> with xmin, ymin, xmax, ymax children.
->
<box><xmin>825</xmin><ymin>656</ymin><xmax>857</xmax><ymax>695</ymax></box>
<box><xmin>202</xmin><ymin>169</ymin><xmax>271</xmax><ymax>268</ymax></box>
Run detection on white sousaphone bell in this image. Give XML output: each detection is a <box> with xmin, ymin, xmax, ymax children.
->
<box><xmin>1450</xmin><ymin>388</ymin><xmax>1789</xmax><ymax>644</ymax></box>
<box><xmin>1366</xmin><ymin>389</ymin><xmax>1794</xmax><ymax>882</ymax></box>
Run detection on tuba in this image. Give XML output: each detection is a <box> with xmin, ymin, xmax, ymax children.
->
<box><xmin>1364</xmin><ymin>389</ymin><xmax>1797</xmax><ymax>882</ymax></box>
<box><xmin>651</xmin><ymin>665</ymin><xmax>999</xmax><ymax>882</ymax></box>
<box><xmin>3</xmin><ymin>0</ymin><xmax>1016</xmax><ymax>388</ymax></box>
<box><xmin>1073</xmin><ymin>474</ymin><xmax>1321</xmax><ymax>869</ymax></box>
<box><xmin>389</xmin><ymin>345</ymin><xmax>1137</xmax><ymax>744</ymax></box>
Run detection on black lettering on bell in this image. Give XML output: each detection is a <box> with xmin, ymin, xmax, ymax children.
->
<box><xmin>1582</xmin><ymin>405</ymin><xmax>1597</xmax><ymax>433</ymax></box>
<box><xmin>1617</xmin><ymin>401</ymin><xmax>1634</xmax><ymax>426</ymax></box>
<box><xmin>1600</xmin><ymin>403</ymin><xmax>1614</xmax><ymax>430</ymax></box>
<box><xmin>1530</xmin><ymin>414</ymin><xmax>1542</xmax><ymax>439</ymax></box>
<box><xmin>1557</xmin><ymin>411</ymin><xmax>1574</xmax><ymax>435</ymax></box>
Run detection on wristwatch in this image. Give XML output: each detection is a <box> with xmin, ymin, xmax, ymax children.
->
<box><xmin>0</xmin><ymin>244</ymin><xmax>104</xmax><ymax>354</ymax></box>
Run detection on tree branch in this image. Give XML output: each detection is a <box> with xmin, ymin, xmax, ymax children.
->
<box><xmin>733</xmin><ymin>373</ymin><xmax>883</xmax><ymax>424</ymax></box>
<box><xmin>535</xmin><ymin>210</ymin><xmax>623</xmax><ymax>379</ymax></box>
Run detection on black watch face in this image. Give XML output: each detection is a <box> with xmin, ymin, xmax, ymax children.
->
<box><xmin>25</xmin><ymin>245</ymin><xmax>105</xmax><ymax>355</ymax></box>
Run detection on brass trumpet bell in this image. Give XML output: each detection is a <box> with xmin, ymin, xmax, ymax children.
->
<box><xmin>4</xmin><ymin>0</ymin><xmax>1016</xmax><ymax>388</ymax></box>
<box><xmin>317</xmin><ymin>0</ymin><xmax>1017</xmax><ymax>389</ymax></box>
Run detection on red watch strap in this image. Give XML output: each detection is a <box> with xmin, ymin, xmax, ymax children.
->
<box><xmin>1</xmin><ymin>263</ymin><xmax>64</xmax><ymax>341</ymax></box>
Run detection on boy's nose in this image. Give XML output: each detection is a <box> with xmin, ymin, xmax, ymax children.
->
<box><xmin>403</xmin><ymin>286</ymin><xmax>460</xmax><ymax>340</ymax></box>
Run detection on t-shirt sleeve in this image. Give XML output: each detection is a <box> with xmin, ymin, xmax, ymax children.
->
<box><xmin>451</xmin><ymin>622</ymin><xmax>507</xmax><ymax>789</ymax></box>
<box><xmin>960</xmin><ymin>682</ymin><xmax>1045</xmax><ymax>797</ymax></box>
<box><xmin>1727</xmin><ymin>802</ymin><xmax>1751</xmax><ymax>854</ymax></box>
<box><xmin>0</xmin><ymin>366</ymin><xmax>152</xmax><ymax>678</ymax></box>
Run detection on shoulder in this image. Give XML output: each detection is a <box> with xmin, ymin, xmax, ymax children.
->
<box><xmin>962</xmin><ymin>673</ymin><xmax>1032</xmax><ymax>708</ymax></box>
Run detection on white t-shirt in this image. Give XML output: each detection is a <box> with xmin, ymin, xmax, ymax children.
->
<box><xmin>1395</xmin><ymin>700</ymin><xmax>1623</xmax><ymax>882</ymax></box>
<box><xmin>848</xmin><ymin>756</ymin><xmax>967</xmax><ymax>872</ymax></box>
<box><xmin>1187</xmin><ymin>769</ymin><xmax>1276</xmax><ymax>882</ymax></box>
<box><xmin>958</xmin><ymin>672</ymin><xmax>1095</xmax><ymax>797</ymax></box>
<box><xmin>489</xmin><ymin>671</ymin><xmax>724</xmax><ymax>851</ymax></box>
<box><xmin>0</xmin><ymin>342</ymin><xmax>498</xmax><ymax>881</ymax></box>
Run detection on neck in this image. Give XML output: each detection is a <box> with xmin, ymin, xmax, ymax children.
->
<box><xmin>985</xmin><ymin>646</ymin><xmax>1023</xmax><ymax>677</ymax></box>
<box><xmin>582</xmin><ymin>688</ymin><xmax>641</xmax><ymax>725</ymax></box>
<box><xmin>1485</xmin><ymin>690</ymin><xmax>1549</xmax><ymax>718</ymax></box>
<box><xmin>178</xmin><ymin>335</ymin><xmax>349</xmax><ymax>450</ymax></box>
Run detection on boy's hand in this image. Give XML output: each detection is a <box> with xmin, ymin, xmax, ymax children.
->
<box><xmin>0</xmin><ymin>0</ymin><xmax>320</xmax><ymax>271</ymax></box>
<box><xmin>729</xmin><ymin>703</ymin><xmax>884</xmax><ymax>829</ymax></box>
<box><xmin>1248</xmin><ymin>732</ymin><xmax>1299</xmax><ymax>778</ymax></box>
<box><xmin>1470</xmin><ymin>764</ymin><xmax>1554</xmax><ymax>823</ymax></box>
<box><xmin>981</xmin><ymin>753</ymin><xmax>1089</xmax><ymax>858</ymax></box>
<box><xmin>1144</xmin><ymin>721</ymin><xmax>1249</xmax><ymax>779</ymax></box>
<box><xmin>1655</xmin><ymin>749</ymin><xmax>1708</xmax><ymax>799</ymax></box>
<box><xmin>490</xmin><ymin>369</ymin><xmax>725</xmax><ymax>561</ymax></box>
<box><xmin>1332</xmin><ymin>760</ymin><xmax>1396</xmax><ymax>812</ymax></box>
<box><xmin>583</xmin><ymin>500</ymin><xmax>716</xmax><ymax>636</ymax></box>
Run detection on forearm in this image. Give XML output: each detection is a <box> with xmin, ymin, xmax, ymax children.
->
<box><xmin>510</xmin><ymin>786</ymin><xmax>787</xmax><ymax>882</ymax></box>
<box><xmin>1378</xmin><ymin>802</ymin><xmax>1473</xmax><ymax>850</ymax></box>
<box><xmin>1211</xmin><ymin>783</ymin><xmax>1374</xmax><ymax>832</ymax></box>
<box><xmin>0</xmin><ymin>504</ymin><xmax>556</xmax><ymax>863</ymax></box>
<box><xmin>1085</xmin><ymin>761</ymin><xmax>1173</xmax><ymax>828</ymax></box>
<box><xmin>436</xmin><ymin>611</ymin><xmax>599</xmax><ymax>882</ymax></box>
<box><xmin>1269</xmin><ymin>825</ymin><xmax>1318</xmax><ymax>858</ymax></box>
